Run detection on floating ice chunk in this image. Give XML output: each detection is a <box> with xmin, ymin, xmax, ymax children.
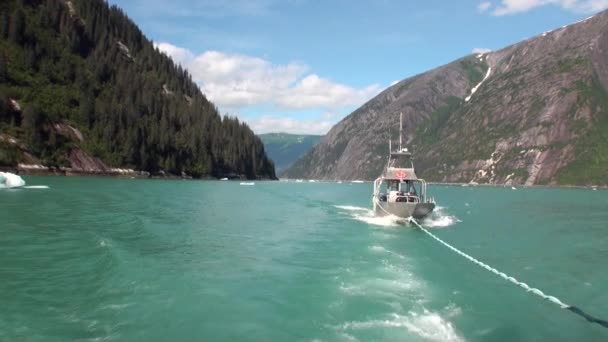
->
<box><xmin>0</xmin><ymin>172</ymin><xmax>26</xmax><ymax>188</ymax></box>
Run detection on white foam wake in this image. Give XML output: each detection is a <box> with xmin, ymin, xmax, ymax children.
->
<box><xmin>335</xmin><ymin>204</ymin><xmax>460</xmax><ymax>229</ymax></box>
<box><xmin>0</xmin><ymin>172</ymin><xmax>25</xmax><ymax>188</ymax></box>
<box><xmin>338</xmin><ymin>311</ymin><xmax>463</xmax><ymax>342</ymax></box>
<box><xmin>420</xmin><ymin>206</ymin><xmax>461</xmax><ymax>228</ymax></box>
<box><xmin>334</xmin><ymin>205</ymin><xmax>405</xmax><ymax>227</ymax></box>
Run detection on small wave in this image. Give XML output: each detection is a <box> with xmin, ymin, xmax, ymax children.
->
<box><xmin>339</xmin><ymin>257</ymin><xmax>421</xmax><ymax>299</ymax></box>
<box><xmin>421</xmin><ymin>206</ymin><xmax>461</xmax><ymax>228</ymax></box>
<box><xmin>356</xmin><ymin>214</ymin><xmax>406</xmax><ymax>227</ymax></box>
<box><xmin>334</xmin><ymin>205</ymin><xmax>370</xmax><ymax>212</ymax></box>
<box><xmin>369</xmin><ymin>245</ymin><xmax>406</xmax><ymax>259</ymax></box>
<box><xmin>23</xmin><ymin>185</ymin><xmax>49</xmax><ymax>189</ymax></box>
<box><xmin>338</xmin><ymin>311</ymin><xmax>463</xmax><ymax>342</ymax></box>
<box><xmin>334</xmin><ymin>205</ymin><xmax>407</xmax><ymax>227</ymax></box>
<box><xmin>335</xmin><ymin>205</ymin><xmax>400</xmax><ymax>227</ymax></box>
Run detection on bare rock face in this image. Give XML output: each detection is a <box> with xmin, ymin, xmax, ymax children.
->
<box><xmin>68</xmin><ymin>148</ymin><xmax>109</xmax><ymax>172</ymax></box>
<box><xmin>285</xmin><ymin>11</ymin><xmax>608</xmax><ymax>186</ymax></box>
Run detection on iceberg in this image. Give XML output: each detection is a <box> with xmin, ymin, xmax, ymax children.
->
<box><xmin>0</xmin><ymin>172</ymin><xmax>26</xmax><ymax>189</ymax></box>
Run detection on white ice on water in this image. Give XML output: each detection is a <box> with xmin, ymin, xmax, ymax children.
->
<box><xmin>0</xmin><ymin>172</ymin><xmax>26</xmax><ymax>188</ymax></box>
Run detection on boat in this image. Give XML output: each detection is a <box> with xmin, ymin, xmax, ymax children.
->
<box><xmin>239</xmin><ymin>182</ymin><xmax>255</xmax><ymax>186</ymax></box>
<box><xmin>372</xmin><ymin>113</ymin><xmax>435</xmax><ymax>219</ymax></box>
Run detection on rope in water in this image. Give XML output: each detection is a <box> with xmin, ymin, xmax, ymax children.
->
<box><xmin>408</xmin><ymin>217</ymin><xmax>608</xmax><ymax>329</ymax></box>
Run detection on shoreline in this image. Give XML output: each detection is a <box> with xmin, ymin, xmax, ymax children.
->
<box><xmin>277</xmin><ymin>178</ymin><xmax>605</xmax><ymax>189</ymax></box>
<box><xmin>0</xmin><ymin>166</ymin><xmax>277</xmax><ymax>181</ymax></box>
<box><xmin>3</xmin><ymin>168</ymin><xmax>602</xmax><ymax>187</ymax></box>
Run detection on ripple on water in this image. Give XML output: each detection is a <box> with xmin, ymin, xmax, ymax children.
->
<box><xmin>336</xmin><ymin>310</ymin><xmax>464</xmax><ymax>342</ymax></box>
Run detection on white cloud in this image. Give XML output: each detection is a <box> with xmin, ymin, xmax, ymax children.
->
<box><xmin>490</xmin><ymin>0</ymin><xmax>608</xmax><ymax>15</ymax></box>
<box><xmin>155</xmin><ymin>42</ymin><xmax>382</xmax><ymax>110</ymax></box>
<box><xmin>154</xmin><ymin>42</ymin><xmax>194</xmax><ymax>66</ymax></box>
<box><xmin>247</xmin><ymin>116</ymin><xmax>334</xmax><ymax>135</ymax></box>
<box><xmin>478</xmin><ymin>1</ymin><xmax>492</xmax><ymax>12</ymax></box>
<box><xmin>472</xmin><ymin>47</ymin><xmax>492</xmax><ymax>54</ymax></box>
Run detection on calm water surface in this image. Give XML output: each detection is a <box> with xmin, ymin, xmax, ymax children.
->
<box><xmin>1</xmin><ymin>177</ymin><xmax>608</xmax><ymax>341</ymax></box>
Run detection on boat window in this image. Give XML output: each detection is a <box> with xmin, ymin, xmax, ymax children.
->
<box><xmin>389</xmin><ymin>154</ymin><xmax>414</xmax><ymax>169</ymax></box>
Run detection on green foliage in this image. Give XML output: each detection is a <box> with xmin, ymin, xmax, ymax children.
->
<box><xmin>0</xmin><ymin>141</ymin><xmax>21</xmax><ymax>166</ymax></box>
<box><xmin>0</xmin><ymin>0</ymin><xmax>276</xmax><ymax>179</ymax></box>
<box><xmin>556</xmin><ymin>76</ymin><xmax>608</xmax><ymax>185</ymax></box>
<box><xmin>259</xmin><ymin>133</ymin><xmax>322</xmax><ymax>174</ymax></box>
<box><xmin>555</xmin><ymin>57</ymin><xmax>587</xmax><ymax>74</ymax></box>
<box><xmin>460</xmin><ymin>57</ymin><xmax>488</xmax><ymax>85</ymax></box>
<box><xmin>415</xmin><ymin>96</ymin><xmax>462</xmax><ymax>145</ymax></box>
<box><xmin>0</xmin><ymin>55</ymin><xmax>7</xmax><ymax>83</ymax></box>
<box><xmin>8</xmin><ymin>7</ymin><xmax>25</xmax><ymax>45</ymax></box>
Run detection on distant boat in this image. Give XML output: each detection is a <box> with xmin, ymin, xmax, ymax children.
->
<box><xmin>308</xmin><ymin>180</ymin><xmax>317</xmax><ymax>183</ymax></box>
<box><xmin>372</xmin><ymin>113</ymin><xmax>435</xmax><ymax>219</ymax></box>
<box><xmin>351</xmin><ymin>180</ymin><xmax>365</xmax><ymax>183</ymax></box>
<box><xmin>220</xmin><ymin>177</ymin><xmax>229</xmax><ymax>181</ymax></box>
<box><xmin>511</xmin><ymin>186</ymin><xmax>517</xmax><ymax>190</ymax></box>
<box><xmin>295</xmin><ymin>179</ymin><xmax>304</xmax><ymax>183</ymax></box>
<box><xmin>337</xmin><ymin>181</ymin><xmax>343</xmax><ymax>184</ymax></box>
<box><xmin>239</xmin><ymin>182</ymin><xmax>255</xmax><ymax>186</ymax></box>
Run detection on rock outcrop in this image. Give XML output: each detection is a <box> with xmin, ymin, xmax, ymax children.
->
<box><xmin>285</xmin><ymin>11</ymin><xmax>608</xmax><ymax>186</ymax></box>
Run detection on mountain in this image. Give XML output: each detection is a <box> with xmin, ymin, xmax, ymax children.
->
<box><xmin>0</xmin><ymin>0</ymin><xmax>275</xmax><ymax>179</ymax></box>
<box><xmin>258</xmin><ymin>133</ymin><xmax>322</xmax><ymax>175</ymax></box>
<box><xmin>285</xmin><ymin>11</ymin><xmax>608</xmax><ymax>186</ymax></box>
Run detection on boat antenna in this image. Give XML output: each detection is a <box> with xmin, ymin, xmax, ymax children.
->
<box><xmin>399</xmin><ymin>112</ymin><xmax>403</xmax><ymax>151</ymax></box>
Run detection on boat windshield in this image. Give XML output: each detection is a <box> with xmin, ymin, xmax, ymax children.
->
<box><xmin>388</xmin><ymin>154</ymin><xmax>414</xmax><ymax>169</ymax></box>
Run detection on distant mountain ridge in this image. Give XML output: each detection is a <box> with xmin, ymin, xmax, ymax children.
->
<box><xmin>285</xmin><ymin>10</ymin><xmax>608</xmax><ymax>186</ymax></box>
<box><xmin>259</xmin><ymin>133</ymin><xmax>322</xmax><ymax>175</ymax></box>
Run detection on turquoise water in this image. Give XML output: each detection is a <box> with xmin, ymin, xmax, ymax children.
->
<box><xmin>1</xmin><ymin>177</ymin><xmax>608</xmax><ymax>341</ymax></box>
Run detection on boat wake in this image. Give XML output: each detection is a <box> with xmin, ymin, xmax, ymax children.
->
<box><xmin>334</xmin><ymin>205</ymin><xmax>405</xmax><ymax>227</ymax></box>
<box><xmin>419</xmin><ymin>206</ymin><xmax>461</xmax><ymax>228</ymax></box>
<box><xmin>329</xmin><ymin>204</ymin><xmax>465</xmax><ymax>341</ymax></box>
<box><xmin>335</xmin><ymin>205</ymin><xmax>460</xmax><ymax>229</ymax></box>
<box><xmin>337</xmin><ymin>310</ymin><xmax>463</xmax><ymax>342</ymax></box>
<box><xmin>334</xmin><ymin>242</ymin><xmax>464</xmax><ymax>341</ymax></box>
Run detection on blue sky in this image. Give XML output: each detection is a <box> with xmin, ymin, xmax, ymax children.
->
<box><xmin>108</xmin><ymin>0</ymin><xmax>608</xmax><ymax>134</ymax></box>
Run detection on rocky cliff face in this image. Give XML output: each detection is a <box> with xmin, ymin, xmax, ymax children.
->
<box><xmin>285</xmin><ymin>11</ymin><xmax>608</xmax><ymax>186</ymax></box>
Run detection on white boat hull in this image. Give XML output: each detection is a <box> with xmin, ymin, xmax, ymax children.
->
<box><xmin>374</xmin><ymin>200</ymin><xmax>435</xmax><ymax>219</ymax></box>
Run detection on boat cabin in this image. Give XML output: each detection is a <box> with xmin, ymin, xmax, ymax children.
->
<box><xmin>376</xmin><ymin>178</ymin><xmax>424</xmax><ymax>203</ymax></box>
<box><xmin>384</xmin><ymin>149</ymin><xmax>418</xmax><ymax>180</ymax></box>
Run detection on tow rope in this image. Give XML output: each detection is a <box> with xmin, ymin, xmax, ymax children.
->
<box><xmin>409</xmin><ymin>217</ymin><xmax>608</xmax><ymax>329</ymax></box>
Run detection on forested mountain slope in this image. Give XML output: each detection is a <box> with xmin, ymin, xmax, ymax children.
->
<box><xmin>0</xmin><ymin>0</ymin><xmax>275</xmax><ymax>179</ymax></box>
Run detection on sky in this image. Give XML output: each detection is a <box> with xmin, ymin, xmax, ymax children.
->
<box><xmin>107</xmin><ymin>0</ymin><xmax>608</xmax><ymax>135</ymax></box>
